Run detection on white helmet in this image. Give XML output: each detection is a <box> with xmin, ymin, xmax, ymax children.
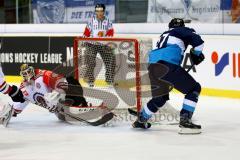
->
<box><xmin>20</xmin><ymin>64</ymin><xmax>35</xmax><ymax>82</ymax></box>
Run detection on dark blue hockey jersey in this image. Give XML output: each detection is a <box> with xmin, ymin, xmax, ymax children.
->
<box><xmin>149</xmin><ymin>27</ymin><xmax>204</xmax><ymax>65</ymax></box>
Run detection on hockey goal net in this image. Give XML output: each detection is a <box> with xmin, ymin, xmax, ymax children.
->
<box><xmin>73</xmin><ymin>37</ymin><xmax>179</xmax><ymax>124</ymax></box>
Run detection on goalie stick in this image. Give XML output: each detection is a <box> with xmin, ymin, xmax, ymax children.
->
<box><xmin>60</xmin><ymin>111</ymin><xmax>114</xmax><ymax>126</ymax></box>
<box><xmin>58</xmin><ymin>103</ymin><xmax>115</xmax><ymax>126</ymax></box>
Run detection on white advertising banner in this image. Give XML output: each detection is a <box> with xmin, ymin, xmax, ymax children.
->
<box><xmin>64</xmin><ymin>5</ymin><xmax>115</xmax><ymax>24</ymax></box>
<box><xmin>32</xmin><ymin>0</ymin><xmax>115</xmax><ymax>24</ymax></box>
<box><xmin>147</xmin><ymin>0</ymin><xmax>235</xmax><ymax>23</ymax></box>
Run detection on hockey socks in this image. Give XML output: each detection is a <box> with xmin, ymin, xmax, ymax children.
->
<box><xmin>179</xmin><ymin>98</ymin><xmax>201</xmax><ymax>134</ymax></box>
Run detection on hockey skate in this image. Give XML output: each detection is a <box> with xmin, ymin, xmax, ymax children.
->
<box><xmin>132</xmin><ymin>120</ymin><xmax>151</xmax><ymax>129</ymax></box>
<box><xmin>178</xmin><ymin>117</ymin><xmax>201</xmax><ymax>134</ymax></box>
<box><xmin>132</xmin><ymin>112</ymin><xmax>151</xmax><ymax>129</ymax></box>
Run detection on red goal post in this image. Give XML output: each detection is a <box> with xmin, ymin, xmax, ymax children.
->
<box><xmin>73</xmin><ymin>37</ymin><xmax>142</xmax><ymax>112</ymax></box>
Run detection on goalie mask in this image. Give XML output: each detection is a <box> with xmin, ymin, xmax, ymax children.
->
<box><xmin>20</xmin><ymin>64</ymin><xmax>35</xmax><ymax>82</ymax></box>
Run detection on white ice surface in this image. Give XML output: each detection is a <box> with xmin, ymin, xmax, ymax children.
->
<box><xmin>0</xmin><ymin>94</ymin><xmax>240</xmax><ymax>160</ymax></box>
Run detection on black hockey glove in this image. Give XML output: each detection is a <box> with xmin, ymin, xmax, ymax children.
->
<box><xmin>190</xmin><ymin>48</ymin><xmax>205</xmax><ymax>65</ymax></box>
<box><xmin>8</xmin><ymin>85</ymin><xmax>25</xmax><ymax>103</ymax></box>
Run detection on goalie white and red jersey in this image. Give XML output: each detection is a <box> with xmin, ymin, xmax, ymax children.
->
<box><xmin>0</xmin><ymin>66</ymin><xmax>11</xmax><ymax>94</ymax></box>
<box><xmin>12</xmin><ymin>69</ymin><xmax>67</xmax><ymax>113</ymax></box>
<box><xmin>83</xmin><ymin>15</ymin><xmax>114</xmax><ymax>38</ymax></box>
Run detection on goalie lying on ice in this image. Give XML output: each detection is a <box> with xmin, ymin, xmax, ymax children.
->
<box><xmin>0</xmin><ymin>64</ymin><xmax>111</xmax><ymax>125</ymax></box>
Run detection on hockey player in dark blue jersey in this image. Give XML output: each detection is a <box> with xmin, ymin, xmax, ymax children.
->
<box><xmin>132</xmin><ymin>18</ymin><xmax>205</xmax><ymax>134</ymax></box>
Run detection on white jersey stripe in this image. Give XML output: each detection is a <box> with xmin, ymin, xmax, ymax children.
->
<box><xmin>167</xmin><ymin>36</ymin><xmax>185</xmax><ymax>55</ymax></box>
<box><xmin>183</xmin><ymin>99</ymin><xmax>197</xmax><ymax>108</ymax></box>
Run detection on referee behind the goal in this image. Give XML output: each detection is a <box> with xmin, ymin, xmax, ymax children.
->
<box><xmin>82</xmin><ymin>3</ymin><xmax>116</xmax><ymax>87</ymax></box>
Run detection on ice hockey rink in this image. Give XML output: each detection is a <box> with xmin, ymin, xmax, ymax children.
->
<box><xmin>1</xmin><ymin>93</ymin><xmax>240</xmax><ymax>160</ymax></box>
<box><xmin>1</xmin><ymin>1</ymin><xmax>240</xmax><ymax>160</ymax></box>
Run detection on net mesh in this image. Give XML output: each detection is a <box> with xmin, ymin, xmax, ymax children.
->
<box><xmin>74</xmin><ymin>38</ymin><xmax>140</xmax><ymax>110</ymax></box>
<box><xmin>74</xmin><ymin>37</ymin><xmax>179</xmax><ymax>124</ymax></box>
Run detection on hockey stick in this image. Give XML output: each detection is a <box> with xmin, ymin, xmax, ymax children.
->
<box><xmin>186</xmin><ymin>64</ymin><xmax>195</xmax><ymax>72</ymax></box>
<box><xmin>127</xmin><ymin>108</ymin><xmax>179</xmax><ymax>125</ymax></box>
<box><xmin>59</xmin><ymin>110</ymin><xmax>114</xmax><ymax>126</ymax></box>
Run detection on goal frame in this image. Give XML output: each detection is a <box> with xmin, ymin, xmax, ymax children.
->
<box><xmin>73</xmin><ymin>37</ymin><xmax>142</xmax><ymax>112</ymax></box>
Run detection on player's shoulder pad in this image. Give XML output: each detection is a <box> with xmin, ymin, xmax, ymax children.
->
<box><xmin>43</xmin><ymin>70</ymin><xmax>60</xmax><ymax>80</ymax></box>
<box><xmin>163</xmin><ymin>30</ymin><xmax>170</xmax><ymax>34</ymax></box>
<box><xmin>34</xmin><ymin>69</ymin><xmax>45</xmax><ymax>79</ymax></box>
<box><xmin>185</xmin><ymin>27</ymin><xmax>196</xmax><ymax>33</ymax></box>
<box><xmin>172</xmin><ymin>27</ymin><xmax>195</xmax><ymax>33</ymax></box>
<box><xmin>171</xmin><ymin>27</ymin><xmax>198</xmax><ymax>39</ymax></box>
<box><xmin>35</xmin><ymin>69</ymin><xmax>45</xmax><ymax>76</ymax></box>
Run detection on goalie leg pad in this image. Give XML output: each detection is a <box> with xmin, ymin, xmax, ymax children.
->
<box><xmin>0</xmin><ymin>104</ymin><xmax>12</xmax><ymax>118</ymax></box>
<box><xmin>0</xmin><ymin>104</ymin><xmax>13</xmax><ymax>127</ymax></box>
<box><xmin>55</xmin><ymin>112</ymin><xmax>66</xmax><ymax>121</ymax></box>
<box><xmin>65</xmin><ymin>76</ymin><xmax>88</xmax><ymax>106</ymax></box>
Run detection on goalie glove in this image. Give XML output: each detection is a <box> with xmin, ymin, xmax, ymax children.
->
<box><xmin>44</xmin><ymin>90</ymin><xmax>66</xmax><ymax>113</ymax></box>
<box><xmin>8</xmin><ymin>85</ymin><xmax>25</xmax><ymax>103</ymax></box>
<box><xmin>190</xmin><ymin>48</ymin><xmax>205</xmax><ymax>65</ymax></box>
